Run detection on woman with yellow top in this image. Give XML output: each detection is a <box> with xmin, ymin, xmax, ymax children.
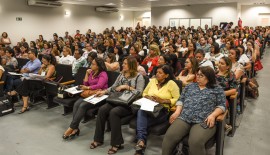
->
<box><xmin>134</xmin><ymin>65</ymin><xmax>180</xmax><ymax>155</ymax></box>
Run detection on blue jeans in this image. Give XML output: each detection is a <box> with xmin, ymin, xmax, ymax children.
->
<box><xmin>136</xmin><ymin>109</ymin><xmax>168</xmax><ymax>144</ymax></box>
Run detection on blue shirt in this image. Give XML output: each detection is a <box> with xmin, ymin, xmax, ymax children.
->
<box><xmin>176</xmin><ymin>83</ymin><xmax>226</xmax><ymax>123</ymax></box>
<box><xmin>22</xmin><ymin>58</ymin><xmax>41</xmax><ymax>74</ymax></box>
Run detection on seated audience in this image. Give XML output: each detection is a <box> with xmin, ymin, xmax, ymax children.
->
<box><xmin>15</xmin><ymin>54</ymin><xmax>56</xmax><ymax>114</ymax></box>
<box><xmin>84</xmin><ymin>52</ymin><xmax>97</xmax><ymax>68</ymax></box>
<box><xmin>72</xmin><ymin>48</ymin><xmax>87</xmax><ymax>75</ymax></box>
<box><xmin>162</xmin><ymin>66</ymin><xmax>226</xmax><ymax>155</ymax></box>
<box><xmin>5</xmin><ymin>48</ymin><xmax>18</xmax><ymax>70</ymax></box>
<box><xmin>176</xmin><ymin>57</ymin><xmax>198</xmax><ymax>87</ymax></box>
<box><xmin>105</xmin><ymin>53</ymin><xmax>120</xmax><ymax>72</ymax></box>
<box><xmin>90</xmin><ymin>56</ymin><xmax>145</xmax><ymax>154</ymax></box>
<box><xmin>216</xmin><ymin>57</ymin><xmax>237</xmax><ymax>132</ymax></box>
<box><xmin>114</xmin><ymin>46</ymin><xmax>124</xmax><ymax>63</ymax></box>
<box><xmin>195</xmin><ymin>49</ymin><xmax>214</xmax><ymax>69</ymax></box>
<box><xmin>141</xmin><ymin>44</ymin><xmax>159</xmax><ymax>73</ymax></box>
<box><xmin>6</xmin><ymin>49</ymin><xmax>41</xmax><ymax>94</ymax></box>
<box><xmin>63</xmin><ymin>58</ymin><xmax>108</xmax><ymax>139</ymax></box>
<box><xmin>149</xmin><ymin>55</ymin><xmax>171</xmax><ymax>78</ymax></box>
<box><xmin>0</xmin><ymin>32</ymin><xmax>11</xmax><ymax>47</ymax></box>
<box><xmin>205</xmin><ymin>42</ymin><xmax>224</xmax><ymax>66</ymax></box>
<box><xmin>134</xmin><ymin>65</ymin><xmax>180</xmax><ymax>155</ymax></box>
<box><xmin>228</xmin><ymin>48</ymin><xmax>245</xmax><ymax>81</ymax></box>
<box><xmin>41</xmin><ymin>42</ymin><xmax>51</xmax><ymax>55</ymax></box>
<box><xmin>59</xmin><ymin>46</ymin><xmax>74</xmax><ymax>65</ymax></box>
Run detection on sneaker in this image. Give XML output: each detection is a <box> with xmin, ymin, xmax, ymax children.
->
<box><xmin>225</xmin><ymin>124</ymin><xmax>232</xmax><ymax>132</ymax></box>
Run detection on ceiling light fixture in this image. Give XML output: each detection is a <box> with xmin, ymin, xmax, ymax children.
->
<box><xmin>105</xmin><ymin>3</ymin><xmax>116</xmax><ymax>6</ymax></box>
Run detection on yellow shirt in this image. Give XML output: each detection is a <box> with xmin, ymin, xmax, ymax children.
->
<box><xmin>143</xmin><ymin>79</ymin><xmax>180</xmax><ymax>111</ymax></box>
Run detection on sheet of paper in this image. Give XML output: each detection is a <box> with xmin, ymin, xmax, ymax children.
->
<box><xmin>64</xmin><ymin>86</ymin><xmax>83</xmax><ymax>95</ymax></box>
<box><xmin>8</xmin><ymin>72</ymin><xmax>22</xmax><ymax>76</ymax></box>
<box><xmin>84</xmin><ymin>95</ymin><xmax>109</xmax><ymax>104</ymax></box>
<box><xmin>29</xmin><ymin>73</ymin><xmax>46</xmax><ymax>79</ymax></box>
<box><xmin>133</xmin><ymin>98</ymin><xmax>159</xmax><ymax>112</ymax></box>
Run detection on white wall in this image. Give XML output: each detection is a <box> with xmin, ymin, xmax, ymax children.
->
<box><xmin>133</xmin><ymin>11</ymin><xmax>151</xmax><ymax>27</ymax></box>
<box><xmin>151</xmin><ymin>3</ymin><xmax>238</xmax><ymax>28</ymax></box>
<box><xmin>241</xmin><ymin>5</ymin><xmax>270</xmax><ymax>27</ymax></box>
<box><xmin>0</xmin><ymin>0</ymin><xmax>134</xmax><ymax>45</ymax></box>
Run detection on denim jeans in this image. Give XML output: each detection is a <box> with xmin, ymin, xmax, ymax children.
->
<box><xmin>136</xmin><ymin>109</ymin><xmax>168</xmax><ymax>144</ymax></box>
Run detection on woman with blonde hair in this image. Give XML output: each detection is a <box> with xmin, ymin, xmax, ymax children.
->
<box><xmin>141</xmin><ymin>44</ymin><xmax>160</xmax><ymax>73</ymax></box>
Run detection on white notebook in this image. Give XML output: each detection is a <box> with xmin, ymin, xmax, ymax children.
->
<box><xmin>64</xmin><ymin>86</ymin><xmax>83</xmax><ymax>95</ymax></box>
<box><xmin>133</xmin><ymin>98</ymin><xmax>159</xmax><ymax>112</ymax></box>
<box><xmin>84</xmin><ymin>95</ymin><xmax>109</xmax><ymax>104</ymax></box>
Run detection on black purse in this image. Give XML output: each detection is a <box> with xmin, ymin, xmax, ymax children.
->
<box><xmin>0</xmin><ymin>95</ymin><xmax>14</xmax><ymax>117</ymax></box>
<box><xmin>106</xmin><ymin>75</ymin><xmax>140</xmax><ymax>107</ymax></box>
<box><xmin>146</xmin><ymin>104</ymin><xmax>165</xmax><ymax>118</ymax></box>
<box><xmin>57</xmin><ymin>85</ymin><xmax>73</xmax><ymax>99</ymax></box>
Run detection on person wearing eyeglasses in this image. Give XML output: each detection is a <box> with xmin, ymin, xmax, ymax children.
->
<box><xmin>162</xmin><ymin>66</ymin><xmax>226</xmax><ymax>155</ymax></box>
<box><xmin>6</xmin><ymin>49</ymin><xmax>41</xmax><ymax>96</ymax></box>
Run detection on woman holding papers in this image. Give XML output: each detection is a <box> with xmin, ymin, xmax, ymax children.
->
<box><xmin>62</xmin><ymin>58</ymin><xmax>108</xmax><ymax>140</ymax></box>
<box><xmin>90</xmin><ymin>56</ymin><xmax>145</xmax><ymax>155</ymax></box>
<box><xmin>134</xmin><ymin>65</ymin><xmax>180</xmax><ymax>155</ymax></box>
<box><xmin>15</xmin><ymin>54</ymin><xmax>56</xmax><ymax>114</ymax></box>
<box><xmin>162</xmin><ymin>66</ymin><xmax>226</xmax><ymax>155</ymax></box>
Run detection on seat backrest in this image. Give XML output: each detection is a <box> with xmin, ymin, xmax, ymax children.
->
<box><xmin>143</xmin><ymin>75</ymin><xmax>149</xmax><ymax>89</ymax></box>
<box><xmin>16</xmin><ymin>58</ymin><xmax>29</xmax><ymax>70</ymax></box>
<box><xmin>74</xmin><ymin>67</ymin><xmax>88</xmax><ymax>85</ymax></box>
<box><xmin>38</xmin><ymin>54</ymin><xmax>43</xmax><ymax>61</ymax></box>
<box><xmin>107</xmin><ymin>71</ymin><xmax>120</xmax><ymax>87</ymax></box>
<box><xmin>141</xmin><ymin>64</ymin><xmax>149</xmax><ymax>73</ymax></box>
<box><xmin>173</xmin><ymin>79</ymin><xmax>183</xmax><ymax>94</ymax></box>
<box><xmin>55</xmin><ymin>64</ymin><xmax>73</xmax><ymax>83</ymax></box>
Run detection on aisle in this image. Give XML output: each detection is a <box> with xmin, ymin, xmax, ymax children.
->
<box><xmin>224</xmin><ymin>47</ymin><xmax>270</xmax><ymax>155</ymax></box>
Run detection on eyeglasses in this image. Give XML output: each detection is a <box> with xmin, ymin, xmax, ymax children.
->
<box><xmin>247</xmin><ymin>44</ymin><xmax>252</xmax><ymax>46</ymax></box>
<box><xmin>196</xmin><ymin>73</ymin><xmax>205</xmax><ymax>78</ymax></box>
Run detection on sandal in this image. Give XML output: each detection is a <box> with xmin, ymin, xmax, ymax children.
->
<box><xmin>134</xmin><ymin>140</ymin><xmax>146</xmax><ymax>155</ymax></box>
<box><xmin>108</xmin><ymin>145</ymin><xmax>123</xmax><ymax>154</ymax></box>
<box><xmin>225</xmin><ymin>124</ymin><xmax>232</xmax><ymax>132</ymax></box>
<box><xmin>89</xmin><ymin>141</ymin><xmax>103</xmax><ymax>149</ymax></box>
<box><xmin>18</xmin><ymin>107</ymin><xmax>29</xmax><ymax>114</ymax></box>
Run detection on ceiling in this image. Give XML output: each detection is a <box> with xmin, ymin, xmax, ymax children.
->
<box><xmin>51</xmin><ymin>0</ymin><xmax>269</xmax><ymax>11</ymax></box>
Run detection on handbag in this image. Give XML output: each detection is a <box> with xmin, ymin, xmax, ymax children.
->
<box><xmin>254</xmin><ymin>59</ymin><xmax>263</xmax><ymax>71</ymax></box>
<box><xmin>106</xmin><ymin>75</ymin><xmax>140</xmax><ymax>107</ymax></box>
<box><xmin>57</xmin><ymin>85</ymin><xmax>72</xmax><ymax>99</ymax></box>
<box><xmin>80</xmin><ymin>89</ymin><xmax>100</xmax><ymax>98</ymax></box>
<box><xmin>146</xmin><ymin>104</ymin><xmax>165</xmax><ymax>118</ymax></box>
<box><xmin>0</xmin><ymin>95</ymin><xmax>14</xmax><ymax>117</ymax></box>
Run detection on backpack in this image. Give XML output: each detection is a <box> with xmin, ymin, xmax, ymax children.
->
<box><xmin>0</xmin><ymin>95</ymin><xmax>14</xmax><ymax>117</ymax></box>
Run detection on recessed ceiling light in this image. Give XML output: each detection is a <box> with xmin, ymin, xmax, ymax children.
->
<box><xmin>105</xmin><ymin>3</ymin><xmax>115</xmax><ymax>5</ymax></box>
<box><xmin>218</xmin><ymin>0</ymin><xmax>225</xmax><ymax>2</ymax></box>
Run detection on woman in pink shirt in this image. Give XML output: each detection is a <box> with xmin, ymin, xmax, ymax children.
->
<box><xmin>62</xmin><ymin>58</ymin><xmax>108</xmax><ymax>140</ymax></box>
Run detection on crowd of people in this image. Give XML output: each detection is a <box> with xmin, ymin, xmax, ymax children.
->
<box><xmin>0</xmin><ymin>22</ymin><xmax>268</xmax><ymax>155</ymax></box>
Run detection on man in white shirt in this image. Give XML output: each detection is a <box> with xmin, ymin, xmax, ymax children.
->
<box><xmin>72</xmin><ymin>48</ymin><xmax>87</xmax><ymax>75</ymax></box>
<box><xmin>82</xmin><ymin>43</ymin><xmax>96</xmax><ymax>58</ymax></box>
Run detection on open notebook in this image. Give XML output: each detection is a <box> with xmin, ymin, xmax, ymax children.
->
<box><xmin>83</xmin><ymin>95</ymin><xmax>109</xmax><ymax>105</ymax></box>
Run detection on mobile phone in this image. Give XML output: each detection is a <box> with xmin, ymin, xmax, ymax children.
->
<box><xmin>76</xmin><ymin>86</ymin><xmax>81</xmax><ymax>90</ymax></box>
<box><xmin>200</xmin><ymin>122</ymin><xmax>208</xmax><ymax>129</ymax></box>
